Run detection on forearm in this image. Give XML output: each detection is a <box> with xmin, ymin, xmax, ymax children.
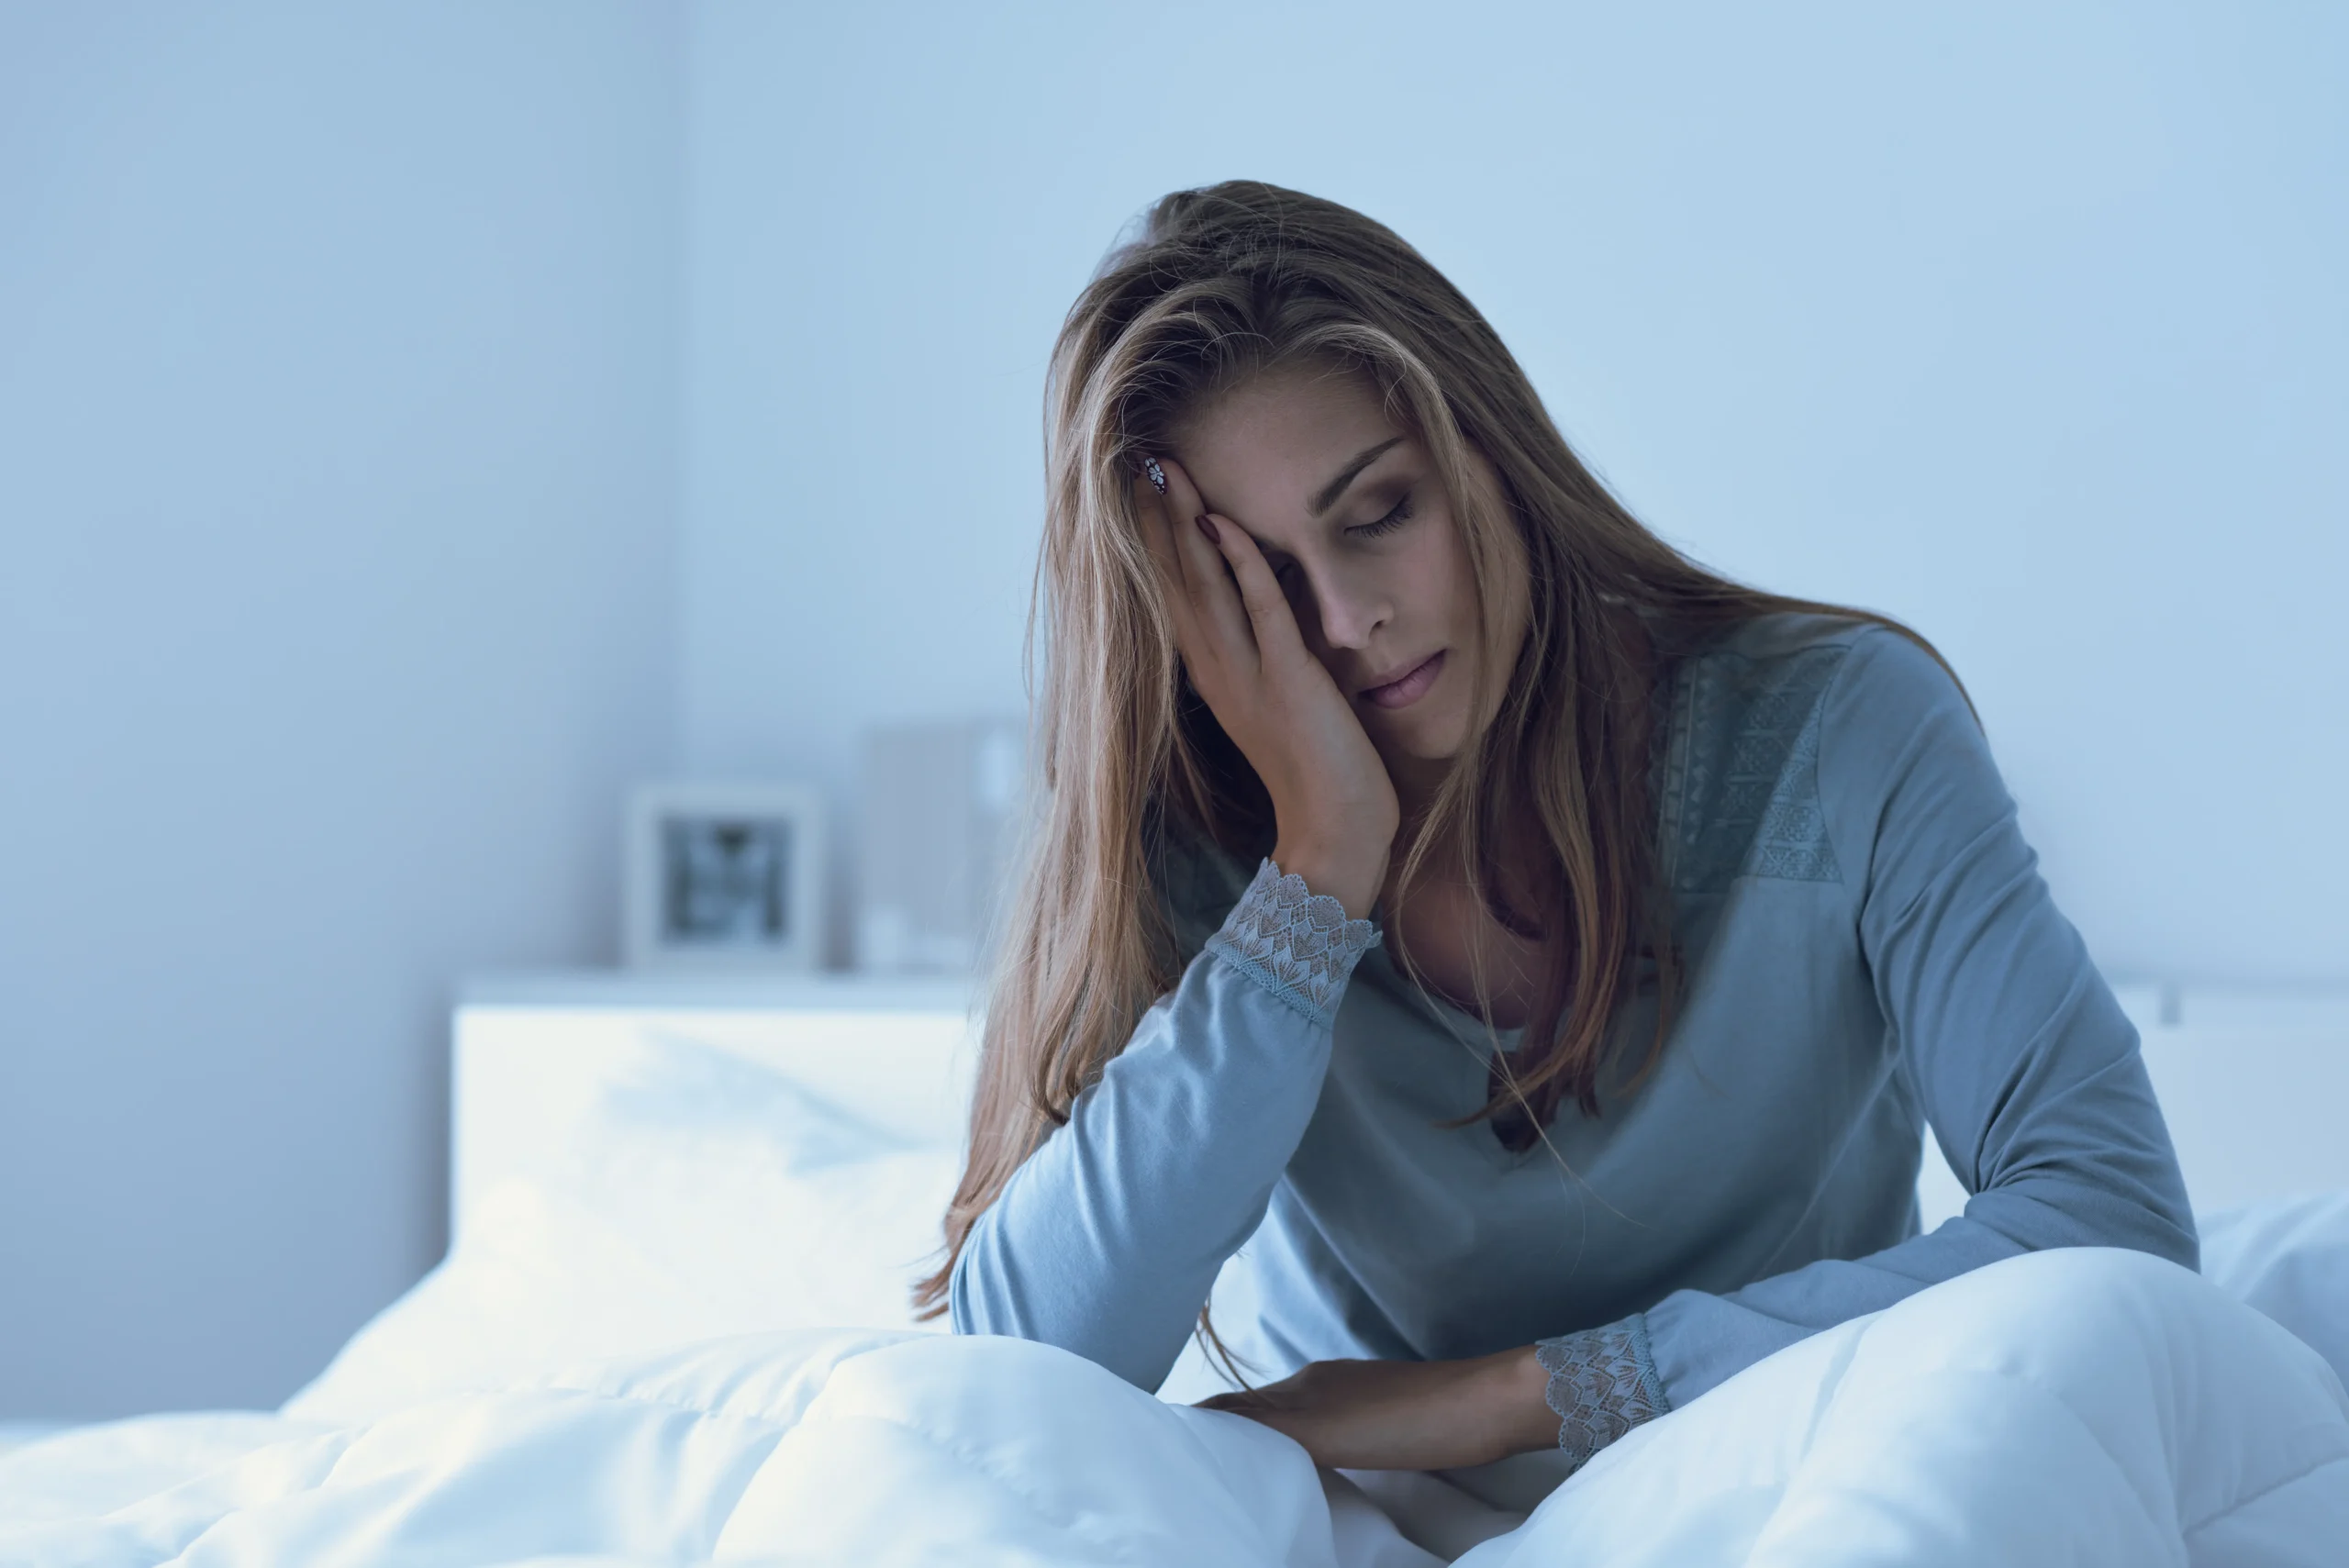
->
<box><xmin>1517</xmin><ymin>1185</ymin><xmax>2132</xmax><ymax>1468</ymax></box>
<box><xmin>1646</xmin><ymin>1162</ymin><xmax>2197</xmax><ymax>1407</ymax></box>
<box><xmin>950</xmin><ymin>954</ymin><xmax>1326</xmax><ymax>1385</ymax></box>
<box><xmin>1638</xmin><ymin>1222</ymin><xmax>2014</xmax><ymax>1409</ymax></box>
<box><xmin>1200</xmin><ymin>1343</ymin><xmax>1561</xmax><ymax>1472</ymax></box>
<box><xmin>952</xmin><ymin>859</ymin><xmax>1378</xmax><ymax>1390</ymax></box>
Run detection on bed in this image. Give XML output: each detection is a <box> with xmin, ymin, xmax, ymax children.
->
<box><xmin>2</xmin><ymin>973</ymin><xmax>2343</xmax><ymax>1564</ymax></box>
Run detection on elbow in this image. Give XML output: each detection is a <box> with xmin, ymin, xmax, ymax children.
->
<box><xmin>1980</xmin><ymin>1160</ymin><xmax>2199</xmax><ymax>1275</ymax></box>
<box><xmin>2083</xmin><ymin>1175</ymin><xmax>2201</xmax><ymax>1276</ymax></box>
<box><xmin>943</xmin><ymin>1224</ymin><xmax>1181</xmax><ymax>1391</ymax></box>
<box><xmin>946</xmin><ymin>1230</ymin><xmax>1018</xmax><ymax>1340</ymax></box>
<box><xmin>945</xmin><ymin>1264</ymin><xmax>977</xmax><ymax>1337</ymax></box>
<box><xmin>2093</xmin><ymin>1190</ymin><xmax>2199</xmax><ymax>1275</ymax></box>
<box><xmin>946</xmin><ymin>1219</ymin><xmax>1075</xmax><ymax>1349</ymax></box>
<box><xmin>2110</xmin><ymin>1145</ymin><xmax>2200</xmax><ymax>1274</ymax></box>
<box><xmin>2139</xmin><ymin>1185</ymin><xmax>2200</xmax><ymax>1275</ymax></box>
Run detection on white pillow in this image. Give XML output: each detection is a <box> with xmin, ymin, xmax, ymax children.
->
<box><xmin>287</xmin><ymin>1032</ymin><xmax>961</xmax><ymax>1426</ymax></box>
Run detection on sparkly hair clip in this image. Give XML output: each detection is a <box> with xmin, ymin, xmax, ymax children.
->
<box><xmin>1139</xmin><ymin>455</ymin><xmax>1168</xmax><ymax>495</ymax></box>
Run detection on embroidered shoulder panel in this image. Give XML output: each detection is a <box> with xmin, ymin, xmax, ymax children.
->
<box><xmin>1660</xmin><ymin>643</ymin><xmax>1847</xmax><ymax>893</ymax></box>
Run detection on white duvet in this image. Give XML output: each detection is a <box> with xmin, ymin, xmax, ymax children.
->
<box><xmin>6</xmin><ymin>1236</ymin><xmax>2346</xmax><ymax>1566</ymax></box>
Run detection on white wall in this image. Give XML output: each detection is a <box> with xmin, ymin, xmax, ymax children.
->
<box><xmin>0</xmin><ymin>3</ymin><xmax>682</xmax><ymax>1417</ymax></box>
<box><xmin>678</xmin><ymin>0</ymin><xmax>2347</xmax><ymax>987</ymax></box>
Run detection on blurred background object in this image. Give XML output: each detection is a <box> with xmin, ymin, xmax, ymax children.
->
<box><xmin>856</xmin><ymin>719</ymin><xmax>1026</xmax><ymax>974</ymax></box>
<box><xmin>2</xmin><ymin>0</ymin><xmax>2342</xmax><ymax>1422</ymax></box>
<box><xmin>624</xmin><ymin>782</ymin><xmax>827</xmax><ymax>972</ymax></box>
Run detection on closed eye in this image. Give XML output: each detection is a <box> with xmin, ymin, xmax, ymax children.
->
<box><xmin>1345</xmin><ymin>491</ymin><xmax>1416</xmax><ymax>540</ymax></box>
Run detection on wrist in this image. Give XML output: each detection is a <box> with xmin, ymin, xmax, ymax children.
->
<box><xmin>1482</xmin><ymin>1344</ymin><xmax>1562</xmax><ymax>1461</ymax></box>
<box><xmin>1270</xmin><ymin>836</ymin><xmax>1388</xmax><ymax>922</ymax></box>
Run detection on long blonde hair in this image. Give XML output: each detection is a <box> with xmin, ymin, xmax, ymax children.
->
<box><xmin>916</xmin><ymin>181</ymin><xmax>1952</xmax><ymax>1315</ymax></box>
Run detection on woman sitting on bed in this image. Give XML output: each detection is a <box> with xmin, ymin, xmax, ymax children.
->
<box><xmin>918</xmin><ymin>181</ymin><xmax>2197</xmax><ymax>1482</ymax></box>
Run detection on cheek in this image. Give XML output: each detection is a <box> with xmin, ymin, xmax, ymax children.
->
<box><xmin>1410</xmin><ymin>514</ymin><xmax>1477</xmax><ymax>638</ymax></box>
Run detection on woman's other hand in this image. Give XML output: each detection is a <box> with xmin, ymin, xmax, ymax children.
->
<box><xmin>1139</xmin><ymin>456</ymin><xmax>1398</xmax><ymax>919</ymax></box>
<box><xmin>1197</xmin><ymin>1347</ymin><xmax>1557</xmax><ymax>1473</ymax></box>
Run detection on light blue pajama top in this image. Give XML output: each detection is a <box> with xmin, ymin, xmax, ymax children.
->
<box><xmin>951</xmin><ymin>614</ymin><xmax>2197</xmax><ymax>1467</ymax></box>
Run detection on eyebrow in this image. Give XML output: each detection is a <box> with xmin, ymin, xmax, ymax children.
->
<box><xmin>1308</xmin><ymin>437</ymin><xmax>1406</xmax><ymax>517</ymax></box>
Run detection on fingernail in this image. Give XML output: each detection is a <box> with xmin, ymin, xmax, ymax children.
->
<box><xmin>1195</xmin><ymin>514</ymin><xmax>1219</xmax><ymax>543</ymax></box>
<box><xmin>1142</xmin><ymin>456</ymin><xmax>1167</xmax><ymax>495</ymax></box>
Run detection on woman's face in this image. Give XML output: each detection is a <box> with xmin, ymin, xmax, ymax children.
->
<box><xmin>1173</xmin><ymin>365</ymin><xmax>1521</xmax><ymax>787</ymax></box>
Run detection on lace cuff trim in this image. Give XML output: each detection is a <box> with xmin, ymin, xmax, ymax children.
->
<box><xmin>1534</xmin><ymin>1313</ymin><xmax>1671</xmax><ymax>1472</ymax></box>
<box><xmin>1202</xmin><ymin>858</ymin><xmax>1380</xmax><ymax>1024</ymax></box>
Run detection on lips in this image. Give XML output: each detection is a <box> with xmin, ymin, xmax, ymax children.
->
<box><xmin>1360</xmin><ymin>651</ymin><xmax>1446</xmax><ymax>711</ymax></box>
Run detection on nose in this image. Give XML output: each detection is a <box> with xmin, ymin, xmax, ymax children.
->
<box><xmin>1294</xmin><ymin>561</ymin><xmax>1388</xmax><ymax>653</ymax></box>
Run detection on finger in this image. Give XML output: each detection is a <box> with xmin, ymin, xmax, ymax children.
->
<box><xmin>1153</xmin><ymin>456</ymin><xmax>1258</xmax><ymax>661</ymax></box>
<box><xmin>1200</xmin><ymin>514</ymin><xmax>1310</xmax><ymax>662</ymax></box>
<box><xmin>1135</xmin><ymin>463</ymin><xmax>1193</xmax><ymax>590</ymax></box>
<box><xmin>1134</xmin><ymin>472</ymin><xmax>1208</xmax><ymax>663</ymax></box>
<box><xmin>1196</xmin><ymin>1389</ymin><xmax>1276</xmax><ymax>1414</ymax></box>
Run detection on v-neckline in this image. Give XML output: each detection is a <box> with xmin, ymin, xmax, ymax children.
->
<box><xmin>1363</xmin><ymin>936</ymin><xmax>1528</xmax><ymax>1055</ymax></box>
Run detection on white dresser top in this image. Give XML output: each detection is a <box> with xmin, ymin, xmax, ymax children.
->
<box><xmin>460</xmin><ymin>969</ymin><xmax>981</xmax><ymax>1013</ymax></box>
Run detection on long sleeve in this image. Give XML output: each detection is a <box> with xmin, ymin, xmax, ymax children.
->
<box><xmin>950</xmin><ymin>859</ymin><xmax>1379</xmax><ymax>1392</ymax></box>
<box><xmin>1619</xmin><ymin>628</ymin><xmax>2198</xmax><ymax>1413</ymax></box>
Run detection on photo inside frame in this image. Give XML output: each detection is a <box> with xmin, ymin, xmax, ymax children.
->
<box><xmin>660</xmin><ymin>817</ymin><xmax>793</xmax><ymax>947</ymax></box>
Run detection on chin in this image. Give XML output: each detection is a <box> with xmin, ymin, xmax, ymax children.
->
<box><xmin>1372</xmin><ymin>711</ymin><xmax>1471</xmax><ymax>769</ymax></box>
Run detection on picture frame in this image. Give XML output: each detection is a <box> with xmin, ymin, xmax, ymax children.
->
<box><xmin>624</xmin><ymin>782</ymin><xmax>827</xmax><ymax>972</ymax></box>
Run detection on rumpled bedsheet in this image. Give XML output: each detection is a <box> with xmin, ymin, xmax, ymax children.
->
<box><xmin>4</xmin><ymin>1249</ymin><xmax>2343</xmax><ymax>1566</ymax></box>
